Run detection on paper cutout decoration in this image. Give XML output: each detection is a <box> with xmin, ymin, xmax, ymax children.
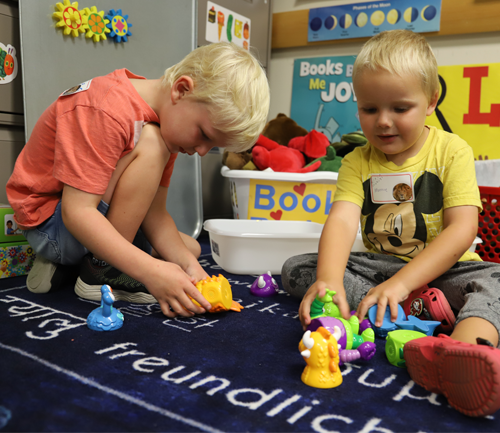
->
<box><xmin>53</xmin><ymin>0</ymin><xmax>88</xmax><ymax>37</ymax></box>
<box><xmin>83</xmin><ymin>6</ymin><xmax>110</xmax><ymax>42</ymax></box>
<box><xmin>0</xmin><ymin>43</ymin><xmax>18</xmax><ymax>83</ymax></box>
<box><xmin>105</xmin><ymin>9</ymin><xmax>132</xmax><ymax>43</ymax></box>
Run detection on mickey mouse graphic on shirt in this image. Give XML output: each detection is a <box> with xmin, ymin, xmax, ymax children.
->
<box><xmin>361</xmin><ymin>171</ymin><xmax>444</xmax><ymax>259</ymax></box>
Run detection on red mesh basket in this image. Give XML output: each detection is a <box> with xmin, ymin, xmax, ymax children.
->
<box><xmin>476</xmin><ymin>186</ymin><xmax>500</xmax><ymax>263</ymax></box>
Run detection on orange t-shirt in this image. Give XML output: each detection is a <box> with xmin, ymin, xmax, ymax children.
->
<box><xmin>7</xmin><ymin>69</ymin><xmax>177</xmax><ymax>229</ymax></box>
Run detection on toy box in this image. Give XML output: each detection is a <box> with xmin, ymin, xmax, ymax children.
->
<box><xmin>0</xmin><ymin>241</ymin><xmax>36</xmax><ymax>278</ymax></box>
<box><xmin>0</xmin><ymin>204</ymin><xmax>26</xmax><ymax>244</ymax></box>
<box><xmin>221</xmin><ymin>167</ymin><xmax>338</xmax><ymax>224</ymax></box>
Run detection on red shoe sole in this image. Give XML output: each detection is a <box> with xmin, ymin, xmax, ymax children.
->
<box><xmin>404</xmin><ymin>335</ymin><xmax>500</xmax><ymax>417</ymax></box>
<box><xmin>404</xmin><ymin>287</ymin><xmax>456</xmax><ymax>334</ymax></box>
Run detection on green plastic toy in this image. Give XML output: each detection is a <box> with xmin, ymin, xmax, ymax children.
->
<box><xmin>385</xmin><ymin>329</ymin><xmax>426</xmax><ymax>368</ymax></box>
<box><xmin>310</xmin><ymin>289</ymin><xmax>374</xmax><ymax>350</ymax></box>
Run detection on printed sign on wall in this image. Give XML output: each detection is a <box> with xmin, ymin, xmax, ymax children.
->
<box><xmin>427</xmin><ymin>63</ymin><xmax>500</xmax><ymax>160</ymax></box>
<box><xmin>206</xmin><ymin>1</ymin><xmax>251</xmax><ymax>50</ymax></box>
<box><xmin>291</xmin><ymin>55</ymin><xmax>500</xmax><ymax>159</ymax></box>
<box><xmin>308</xmin><ymin>0</ymin><xmax>441</xmax><ymax>42</ymax></box>
<box><xmin>247</xmin><ymin>180</ymin><xmax>337</xmax><ymax>223</ymax></box>
<box><xmin>290</xmin><ymin>55</ymin><xmax>360</xmax><ymax>143</ymax></box>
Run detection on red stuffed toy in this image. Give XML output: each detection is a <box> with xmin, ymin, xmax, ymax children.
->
<box><xmin>252</xmin><ymin>130</ymin><xmax>331</xmax><ymax>173</ymax></box>
<box><xmin>288</xmin><ymin>129</ymin><xmax>330</xmax><ymax>161</ymax></box>
<box><xmin>252</xmin><ymin>135</ymin><xmax>321</xmax><ymax>173</ymax></box>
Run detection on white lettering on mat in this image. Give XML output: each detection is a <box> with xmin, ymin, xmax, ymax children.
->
<box><xmin>0</xmin><ymin>291</ymin><xmax>460</xmax><ymax>431</ymax></box>
<box><xmin>92</xmin><ymin>342</ymin><xmax>448</xmax><ymax>431</ymax></box>
<box><xmin>0</xmin><ymin>332</ymin><xmax>473</xmax><ymax>432</ymax></box>
<box><xmin>0</xmin><ymin>295</ymin><xmax>86</xmax><ymax>339</ymax></box>
<box><xmin>0</xmin><ymin>342</ymin><xmax>223</xmax><ymax>433</ymax></box>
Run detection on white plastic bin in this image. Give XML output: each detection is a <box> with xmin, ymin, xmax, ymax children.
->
<box><xmin>204</xmin><ymin>219</ymin><xmax>366</xmax><ymax>275</ymax></box>
<box><xmin>221</xmin><ymin>166</ymin><xmax>338</xmax><ymax>224</ymax></box>
<box><xmin>204</xmin><ymin>218</ymin><xmax>482</xmax><ymax>275</ymax></box>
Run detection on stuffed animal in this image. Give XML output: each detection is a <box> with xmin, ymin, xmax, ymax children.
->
<box><xmin>305</xmin><ymin>145</ymin><xmax>343</xmax><ymax>172</ymax></box>
<box><xmin>333</xmin><ymin>131</ymin><xmax>368</xmax><ymax>157</ymax></box>
<box><xmin>252</xmin><ymin>134</ymin><xmax>321</xmax><ymax>173</ymax></box>
<box><xmin>262</xmin><ymin>113</ymin><xmax>308</xmax><ymax>146</ymax></box>
<box><xmin>222</xmin><ymin>149</ymin><xmax>256</xmax><ymax>170</ymax></box>
<box><xmin>288</xmin><ymin>129</ymin><xmax>331</xmax><ymax>162</ymax></box>
<box><xmin>223</xmin><ymin>114</ymin><xmax>331</xmax><ymax>172</ymax></box>
<box><xmin>222</xmin><ymin>113</ymin><xmax>307</xmax><ymax>170</ymax></box>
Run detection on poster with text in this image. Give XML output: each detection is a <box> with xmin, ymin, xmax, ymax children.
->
<box><xmin>308</xmin><ymin>0</ymin><xmax>441</xmax><ymax>42</ymax></box>
<box><xmin>428</xmin><ymin>63</ymin><xmax>500</xmax><ymax>160</ymax></box>
<box><xmin>290</xmin><ymin>55</ymin><xmax>360</xmax><ymax>143</ymax></box>
<box><xmin>291</xmin><ymin>58</ymin><xmax>500</xmax><ymax>158</ymax></box>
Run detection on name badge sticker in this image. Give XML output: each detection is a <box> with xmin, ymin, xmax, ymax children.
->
<box><xmin>60</xmin><ymin>79</ymin><xmax>92</xmax><ymax>96</ymax></box>
<box><xmin>370</xmin><ymin>173</ymin><xmax>414</xmax><ymax>204</ymax></box>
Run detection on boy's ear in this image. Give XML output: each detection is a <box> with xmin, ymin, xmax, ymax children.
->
<box><xmin>171</xmin><ymin>76</ymin><xmax>194</xmax><ymax>103</ymax></box>
<box><xmin>426</xmin><ymin>89</ymin><xmax>439</xmax><ymax>116</ymax></box>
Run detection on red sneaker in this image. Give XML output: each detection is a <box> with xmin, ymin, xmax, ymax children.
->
<box><xmin>403</xmin><ymin>286</ymin><xmax>456</xmax><ymax>334</ymax></box>
<box><xmin>404</xmin><ymin>335</ymin><xmax>500</xmax><ymax>417</ymax></box>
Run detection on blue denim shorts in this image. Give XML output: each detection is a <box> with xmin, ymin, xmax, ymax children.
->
<box><xmin>22</xmin><ymin>200</ymin><xmax>152</xmax><ymax>266</ymax></box>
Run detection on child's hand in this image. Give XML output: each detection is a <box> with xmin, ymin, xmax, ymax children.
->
<box><xmin>184</xmin><ymin>262</ymin><xmax>210</xmax><ymax>287</ymax></box>
<box><xmin>144</xmin><ymin>261</ymin><xmax>212</xmax><ymax>318</ymax></box>
<box><xmin>298</xmin><ymin>281</ymin><xmax>350</xmax><ymax>331</ymax></box>
<box><xmin>355</xmin><ymin>280</ymin><xmax>411</xmax><ymax>327</ymax></box>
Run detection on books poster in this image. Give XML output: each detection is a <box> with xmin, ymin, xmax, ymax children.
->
<box><xmin>290</xmin><ymin>55</ymin><xmax>361</xmax><ymax>143</ymax></box>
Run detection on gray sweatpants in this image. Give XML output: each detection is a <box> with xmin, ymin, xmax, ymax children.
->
<box><xmin>281</xmin><ymin>252</ymin><xmax>500</xmax><ymax>344</ymax></box>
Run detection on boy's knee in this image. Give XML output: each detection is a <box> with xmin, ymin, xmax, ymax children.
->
<box><xmin>281</xmin><ymin>255</ymin><xmax>316</xmax><ymax>299</ymax></box>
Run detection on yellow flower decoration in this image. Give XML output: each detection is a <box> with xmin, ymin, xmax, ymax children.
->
<box><xmin>53</xmin><ymin>0</ymin><xmax>88</xmax><ymax>37</ymax></box>
<box><xmin>83</xmin><ymin>6</ymin><xmax>110</xmax><ymax>42</ymax></box>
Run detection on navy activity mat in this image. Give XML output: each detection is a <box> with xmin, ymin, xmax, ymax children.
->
<box><xmin>0</xmin><ymin>236</ymin><xmax>499</xmax><ymax>432</ymax></box>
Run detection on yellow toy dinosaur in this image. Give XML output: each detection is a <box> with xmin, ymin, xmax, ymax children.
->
<box><xmin>299</xmin><ymin>326</ymin><xmax>343</xmax><ymax>388</ymax></box>
<box><xmin>194</xmin><ymin>274</ymin><xmax>243</xmax><ymax>313</ymax></box>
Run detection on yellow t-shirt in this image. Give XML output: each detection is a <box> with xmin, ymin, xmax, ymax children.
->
<box><xmin>334</xmin><ymin>126</ymin><xmax>482</xmax><ymax>262</ymax></box>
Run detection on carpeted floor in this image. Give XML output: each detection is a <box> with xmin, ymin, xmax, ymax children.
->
<box><xmin>0</xmin><ymin>234</ymin><xmax>499</xmax><ymax>432</ymax></box>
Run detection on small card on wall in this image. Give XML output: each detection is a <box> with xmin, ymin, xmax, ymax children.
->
<box><xmin>370</xmin><ymin>173</ymin><xmax>414</xmax><ymax>204</ymax></box>
<box><xmin>206</xmin><ymin>1</ymin><xmax>251</xmax><ymax>50</ymax></box>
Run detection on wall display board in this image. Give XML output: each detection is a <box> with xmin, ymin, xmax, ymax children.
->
<box><xmin>290</xmin><ymin>55</ymin><xmax>361</xmax><ymax>143</ymax></box>
<box><xmin>308</xmin><ymin>0</ymin><xmax>441</xmax><ymax>42</ymax></box>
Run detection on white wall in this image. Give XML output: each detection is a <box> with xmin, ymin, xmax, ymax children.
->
<box><xmin>269</xmin><ymin>0</ymin><xmax>500</xmax><ymax>120</ymax></box>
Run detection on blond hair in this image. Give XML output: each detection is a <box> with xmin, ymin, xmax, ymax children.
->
<box><xmin>353</xmin><ymin>30</ymin><xmax>439</xmax><ymax>102</ymax></box>
<box><xmin>162</xmin><ymin>42</ymin><xmax>270</xmax><ymax>152</ymax></box>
